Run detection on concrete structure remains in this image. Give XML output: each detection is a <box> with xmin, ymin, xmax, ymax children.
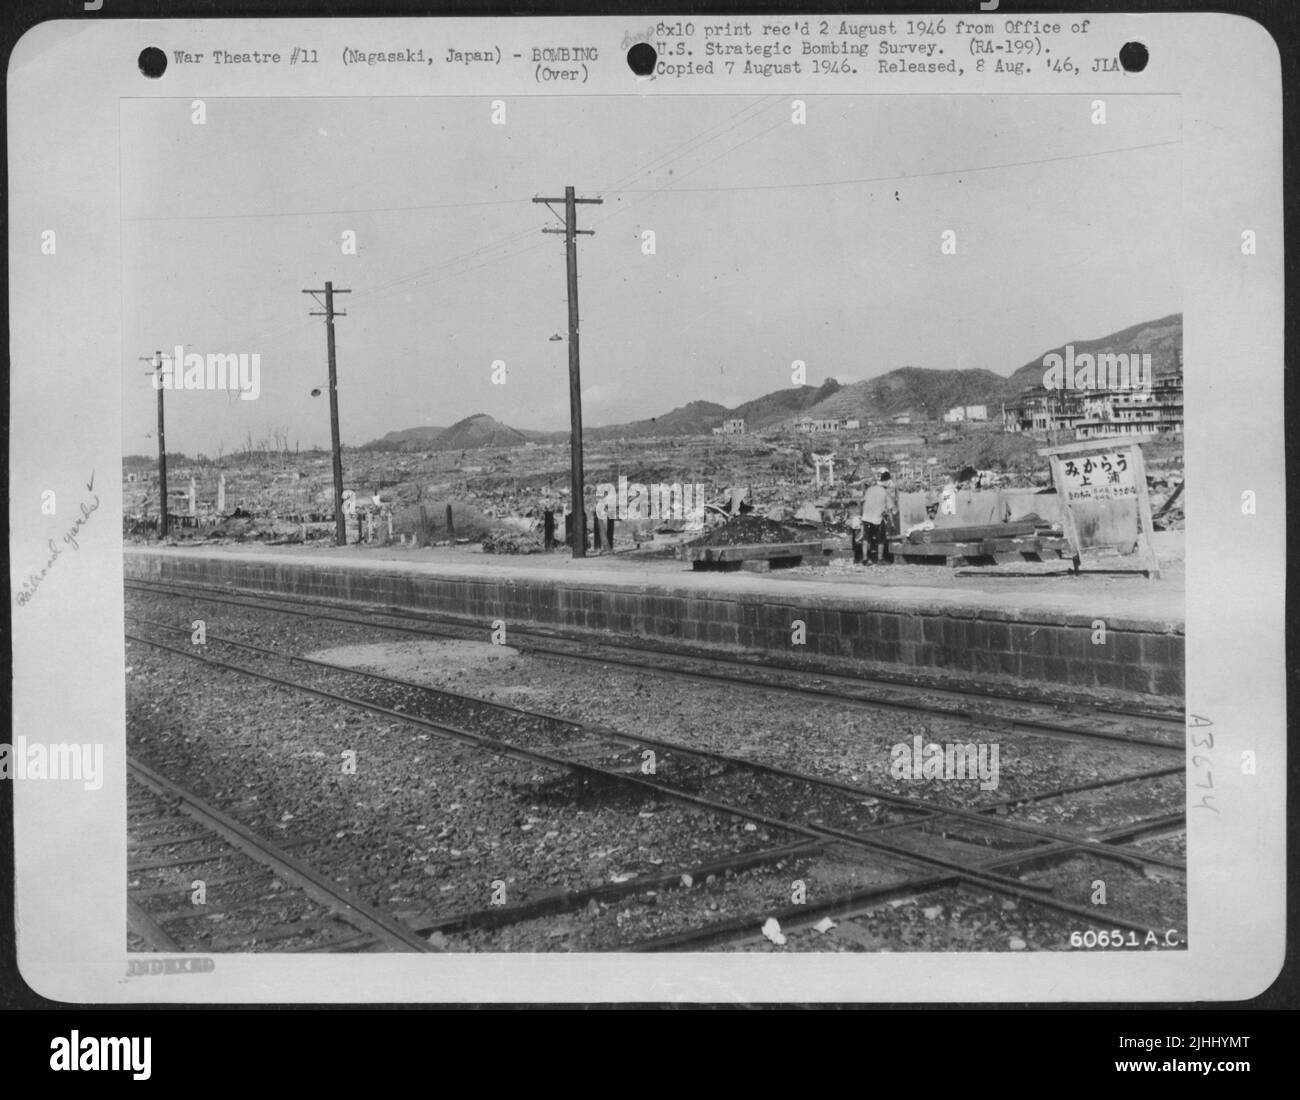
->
<box><xmin>811</xmin><ymin>452</ymin><xmax>836</xmax><ymax>487</ymax></box>
<box><xmin>1005</xmin><ymin>355</ymin><xmax>1183</xmax><ymax>439</ymax></box>
<box><xmin>124</xmin><ymin>549</ymin><xmax>1185</xmax><ymax>699</ymax></box>
<box><xmin>795</xmin><ymin>416</ymin><xmax>846</xmax><ymax>433</ymax></box>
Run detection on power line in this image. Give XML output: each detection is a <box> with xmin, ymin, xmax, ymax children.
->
<box><xmin>612</xmin><ymin>139</ymin><xmax>1180</xmax><ymax>195</ymax></box>
<box><xmin>303</xmin><ymin>281</ymin><xmax>351</xmax><ymax>546</ymax></box>
<box><xmin>594</xmin><ymin>95</ymin><xmax>783</xmax><ymax>195</ymax></box>
<box><xmin>351</xmin><ymin>225</ymin><xmax>541</xmax><ymax>305</ymax></box>
<box><xmin>120</xmin><ymin>99</ymin><xmax>782</xmax><ymax>236</ymax></box>
<box><xmin>123</xmin><ymin>195</ymin><xmax>529</xmax><ymax>224</ymax></box>
<box><xmin>213</xmin><ymin>224</ymin><xmax>543</xmax><ymax>352</ymax></box>
<box><xmin>139</xmin><ymin>351</ymin><xmax>169</xmax><ymax>539</ymax></box>
<box><xmin>593</xmin><ymin>108</ymin><xmax>799</xmax><ymax>216</ymax></box>
<box><xmin>533</xmin><ymin>186</ymin><xmax>602</xmax><ymax>558</ymax></box>
<box><xmin>274</xmin><ymin>135</ymin><xmax>1179</xmax><ymax>330</ymax></box>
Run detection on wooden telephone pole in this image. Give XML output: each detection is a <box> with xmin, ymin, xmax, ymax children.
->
<box><xmin>304</xmin><ymin>281</ymin><xmax>351</xmax><ymax>546</ymax></box>
<box><xmin>140</xmin><ymin>351</ymin><xmax>168</xmax><ymax>539</ymax></box>
<box><xmin>533</xmin><ymin>186</ymin><xmax>602</xmax><ymax>556</ymax></box>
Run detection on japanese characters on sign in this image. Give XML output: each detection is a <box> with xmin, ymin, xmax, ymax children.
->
<box><xmin>1058</xmin><ymin>451</ymin><xmax>1137</xmax><ymax>504</ymax></box>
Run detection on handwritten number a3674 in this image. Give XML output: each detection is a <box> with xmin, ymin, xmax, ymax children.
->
<box><xmin>1188</xmin><ymin>716</ymin><xmax>1219</xmax><ymax>813</ymax></box>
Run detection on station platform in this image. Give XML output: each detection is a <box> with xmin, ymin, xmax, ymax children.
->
<box><xmin>123</xmin><ymin>536</ymin><xmax>1185</xmax><ymax>701</ymax></box>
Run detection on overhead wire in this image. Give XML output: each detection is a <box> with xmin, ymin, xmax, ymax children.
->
<box><xmin>124</xmin><ymin>100</ymin><xmax>1178</xmax><ymax>403</ymax></box>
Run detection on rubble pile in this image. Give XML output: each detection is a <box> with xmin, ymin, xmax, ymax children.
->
<box><xmin>123</xmin><ymin>430</ymin><xmax>1185</xmax><ymax>548</ymax></box>
<box><xmin>481</xmin><ymin>529</ymin><xmax>546</xmax><ymax>555</ymax></box>
<box><xmin>684</xmin><ymin>515</ymin><xmax>800</xmax><ymax>548</ymax></box>
<box><xmin>1148</xmin><ymin>473</ymin><xmax>1185</xmax><ymax>531</ymax></box>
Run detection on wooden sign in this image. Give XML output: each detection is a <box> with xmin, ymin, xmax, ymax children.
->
<box><xmin>1038</xmin><ymin>439</ymin><xmax>1160</xmax><ymax>578</ymax></box>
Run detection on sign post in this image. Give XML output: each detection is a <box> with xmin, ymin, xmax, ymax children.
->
<box><xmin>1038</xmin><ymin>438</ymin><xmax>1160</xmax><ymax>578</ymax></box>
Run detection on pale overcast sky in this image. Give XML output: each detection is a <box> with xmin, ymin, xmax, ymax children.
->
<box><xmin>120</xmin><ymin>93</ymin><xmax>1180</xmax><ymax>454</ymax></box>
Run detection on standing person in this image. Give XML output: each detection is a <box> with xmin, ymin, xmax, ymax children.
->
<box><xmin>861</xmin><ymin>471</ymin><xmax>894</xmax><ymax>565</ymax></box>
<box><xmin>879</xmin><ymin>471</ymin><xmax>898</xmax><ymax>562</ymax></box>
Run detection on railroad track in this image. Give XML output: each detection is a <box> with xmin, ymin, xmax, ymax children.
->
<box><xmin>128</xmin><ymin>759</ymin><xmax>436</xmax><ymax>954</ymax></box>
<box><xmin>628</xmin><ymin>809</ymin><xmax>1187</xmax><ymax>952</ymax></box>
<box><xmin>127</xmin><ymin>612</ymin><xmax>1184</xmax><ymax>870</ymax></box>
<box><xmin>124</xmin><ymin>578</ymin><xmax>1184</xmax><ymax>752</ymax></box>
<box><xmin>126</xmin><ymin>611</ymin><xmax>1186</xmax><ymax>950</ymax></box>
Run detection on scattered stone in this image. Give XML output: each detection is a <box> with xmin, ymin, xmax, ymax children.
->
<box><xmin>481</xmin><ymin>530</ymin><xmax>545</xmax><ymax>555</ymax></box>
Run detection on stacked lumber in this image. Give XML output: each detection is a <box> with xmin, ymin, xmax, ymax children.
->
<box><xmin>891</xmin><ymin>521</ymin><xmax>1068</xmax><ymax>567</ymax></box>
<box><xmin>680</xmin><ymin>541</ymin><xmax>825</xmax><ymax>571</ymax></box>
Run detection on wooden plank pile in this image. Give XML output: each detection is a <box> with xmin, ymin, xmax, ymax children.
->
<box><xmin>680</xmin><ymin>541</ymin><xmax>825</xmax><ymax>572</ymax></box>
<box><xmin>889</xmin><ymin>520</ymin><xmax>1069</xmax><ymax>567</ymax></box>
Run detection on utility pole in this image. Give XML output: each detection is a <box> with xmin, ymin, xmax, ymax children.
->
<box><xmin>304</xmin><ymin>281</ymin><xmax>351</xmax><ymax>546</ymax></box>
<box><xmin>534</xmin><ymin>186</ymin><xmax>602</xmax><ymax>556</ymax></box>
<box><xmin>140</xmin><ymin>351</ymin><xmax>168</xmax><ymax>539</ymax></box>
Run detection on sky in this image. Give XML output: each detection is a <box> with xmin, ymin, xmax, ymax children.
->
<box><xmin>120</xmin><ymin>93</ymin><xmax>1181</xmax><ymax>455</ymax></box>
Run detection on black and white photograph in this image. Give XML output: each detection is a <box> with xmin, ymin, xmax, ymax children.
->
<box><xmin>4</xmin><ymin>10</ymin><xmax>1285</xmax><ymax>1004</ymax></box>
<box><xmin>118</xmin><ymin>89</ymin><xmax>1188</xmax><ymax>955</ymax></box>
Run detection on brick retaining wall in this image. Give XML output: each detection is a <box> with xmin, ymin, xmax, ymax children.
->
<box><xmin>124</xmin><ymin>552</ymin><xmax>1184</xmax><ymax>699</ymax></box>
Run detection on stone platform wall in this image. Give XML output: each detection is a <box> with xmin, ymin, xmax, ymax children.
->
<box><xmin>124</xmin><ymin>552</ymin><xmax>1184</xmax><ymax>699</ymax></box>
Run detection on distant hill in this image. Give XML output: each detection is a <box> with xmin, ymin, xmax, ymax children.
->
<box><xmin>585</xmin><ymin>399</ymin><xmax>731</xmax><ymax>441</ymax></box>
<box><xmin>361</xmin><ymin>425</ymin><xmax>448</xmax><ymax>451</ymax></box>
<box><xmin>360</xmin><ymin>314</ymin><xmax>1182</xmax><ymax>449</ymax></box>
<box><xmin>802</xmin><ymin>368</ymin><xmax>1007</xmax><ymax>423</ymax></box>
<box><xmin>434</xmin><ymin>414</ymin><xmax>529</xmax><ymax>450</ymax></box>
<box><xmin>360</xmin><ymin>414</ymin><xmax>527</xmax><ymax>452</ymax></box>
<box><xmin>586</xmin><ymin>379</ymin><xmax>842</xmax><ymax>440</ymax></box>
<box><xmin>1002</xmin><ymin>313</ymin><xmax>1182</xmax><ymax>395</ymax></box>
<box><xmin>731</xmin><ymin>378</ymin><xmax>842</xmax><ymax>429</ymax></box>
<box><xmin>797</xmin><ymin>313</ymin><xmax>1182</xmax><ymax>424</ymax></box>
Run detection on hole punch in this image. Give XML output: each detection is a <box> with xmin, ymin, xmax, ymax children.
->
<box><xmin>626</xmin><ymin>42</ymin><xmax>656</xmax><ymax>76</ymax></box>
<box><xmin>1119</xmin><ymin>42</ymin><xmax>1149</xmax><ymax>73</ymax></box>
<box><xmin>138</xmin><ymin>47</ymin><xmax>167</xmax><ymax>79</ymax></box>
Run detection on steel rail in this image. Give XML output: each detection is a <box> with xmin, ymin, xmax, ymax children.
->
<box><xmin>127</xmin><ymin>899</ymin><xmax>182</xmax><ymax>952</ymax></box>
<box><xmin>125</xmin><ymin>579</ymin><xmax>1184</xmax><ymax>744</ymax></box>
<box><xmin>129</xmin><ymin>628</ymin><xmax>1186</xmax><ymax>952</ymax></box>
<box><xmin>412</xmin><ymin>839</ymin><xmax>826</xmax><ymax>937</ymax></box>
<box><xmin>627</xmin><ymin>813</ymin><xmax>1185</xmax><ymax>952</ymax></box>
<box><xmin>128</xmin><ymin>630</ymin><xmax>1075</xmax><ymax>901</ymax></box>
<box><xmin>130</xmin><ymin>576</ymin><xmax>1184</xmax><ymax>721</ymax></box>
<box><xmin>128</xmin><ymin>757</ymin><xmax>437</xmax><ymax>953</ymax></box>
<box><xmin>127</xmin><ymin>614</ymin><xmax>1186</xmax><ymax>872</ymax></box>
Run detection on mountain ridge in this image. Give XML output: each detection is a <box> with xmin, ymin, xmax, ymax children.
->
<box><xmin>360</xmin><ymin>313</ymin><xmax>1182</xmax><ymax>448</ymax></box>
